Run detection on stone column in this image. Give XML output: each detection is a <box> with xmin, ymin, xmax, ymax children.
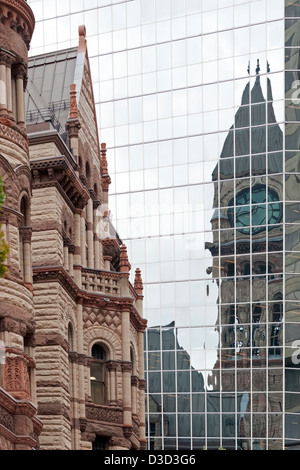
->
<box><xmin>14</xmin><ymin>64</ymin><xmax>26</xmax><ymax>130</ymax></box>
<box><xmin>63</xmin><ymin>238</ymin><xmax>70</xmax><ymax>271</ymax></box>
<box><xmin>131</xmin><ymin>376</ymin><xmax>138</xmax><ymax>415</ymax></box>
<box><xmin>19</xmin><ymin>226</ymin><xmax>32</xmax><ymax>285</ymax></box>
<box><xmin>0</xmin><ymin>54</ymin><xmax>7</xmax><ymax>116</ymax></box>
<box><xmin>6</xmin><ymin>58</ymin><xmax>13</xmax><ymax>118</ymax></box>
<box><xmin>80</xmin><ymin>211</ymin><xmax>87</xmax><ymax>267</ymax></box>
<box><xmin>75</xmin><ymin>304</ymin><xmax>86</xmax><ymax>433</ymax></box>
<box><xmin>138</xmin><ymin>330</ymin><xmax>146</xmax><ymax>446</ymax></box>
<box><xmin>86</xmin><ymin>198</ymin><xmax>94</xmax><ymax>269</ymax></box>
<box><xmin>107</xmin><ymin>361</ymin><xmax>118</xmax><ymax>405</ymax></box>
<box><xmin>121</xmin><ymin>308</ymin><xmax>132</xmax><ymax>436</ymax></box>
<box><xmin>69</xmin><ymin>352</ymin><xmax>82</xmax><ymax>450</ymax></box>
<box><xmin>121</xmin><ymin>361</ymin><xmax>132</xmax><ymax>436</ymax></box>
<box><xmin>93</xmin><ymin>202</ymin><xmax>101</xmax><ymax>269</ymax></box>
<box><xmin>74</xmin><ymin>210</ymin><xmax>82</xmax><ymax>286</ymax></box>
<box><xmin>68</xmin><ymin>244</ymin><xmax>75</xmax><ymax>278</ymax></box>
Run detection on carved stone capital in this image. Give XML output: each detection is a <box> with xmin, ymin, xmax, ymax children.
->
<box><xmin>139</xmin><ymin>379</ymin><xmax>146</xmax><ymax>391</ymax></box>
<box><xmin>106</xmin><ymin>360</ymin><xmax>119</xmax><ymax>371</ymax></box>
<box><xmin>19</xmin><ymin>226</ymin><xmax>32</xmax><ymax>243</ymax></box>
<box><xmin>122</xmin><ymin>424</ymin><xmax>133</xmax><ymax>439</ymax></box>
<box><xmin>121</xmin><ymin>361</ymin><xmax>132</xmax><ymax>373</ymax></box>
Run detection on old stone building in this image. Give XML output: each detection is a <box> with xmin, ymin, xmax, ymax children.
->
<box><xmin>0</xmin><ymin>0</ymin><xmax>147</xmax><ymax>451</ymax></box>
<box><xmin>0</xmin><ymin>0</ymin><xmax>42</xmax><ymax>450</ymax></box>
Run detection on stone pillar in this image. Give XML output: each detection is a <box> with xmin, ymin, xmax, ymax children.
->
<box><xmin>63</xmin><ymin>238</ymin><xmax>69</xmax><ymax>271</ymax></box>
<box><xmin>121</xmin><ymin>308</ymin><xmax>132</xmax><ymax>435</ymax></box>
<box><xmin>86</xmin><ymin>198</ymin><xmax>94</xmax><ymax>269</ymax></box>
<box><xmin>74</xmin><ymin>210</ymin><xmax>82</xmax><ymax>286</ymax></box>
<box><xmin>107</xmin><ymin>361</ymin><xmax>118</xmax><ymax>405</ymax></box>
<box><xmin>6</xmin><ymin>58</ymin><xmax>13</xmax><ymax>118</ymax></box>
<box><xmin>75</xmin><ymin>304</ymin><xmax>86</xmax><ymax>434</ymax></box>
<box><xmin>69</xmin><ymin>352</ymin><xmax>82</xmax><ymax>450</ymax></box>
<box><xmin>138</xmin><ymin>330</ymin><xmax>146</xmax><ymax>446</ymax></box>
<box><xmin>14</xmin><ymin>64</ymin><xmax>26</xmax><ymax>130</ymax></box>
<box><xmin>68</xmin><ymin>244</ymin><xmax>75</xmax><ymax>278</ymax></box>
<box><xmin>131</xmin><ymin>376</ymin><xmax>138</xmax><ymax>415</ymax></box>
<box><xmin>93</xmin><ymin>202</ymin><xmax>101</xmax><ymax>269</ymax></box>
<box><xmin>0</xmin><ymin>55</ymin><xmax>7</xmax><ymax>115</ymax></box>
<box><xmin>80</xmin><ymin>211</ymin><xmax>87</xmax><ymax>267</ymax></box>
<box><xmin>19</xmin><ymin>226</ymin><xmax>32</xmax><ymax>285</ymax></box>
<box><xmin>104</xmin><ymin>255</ymin><xmax>112</xmax><ymax>271</ymax></box>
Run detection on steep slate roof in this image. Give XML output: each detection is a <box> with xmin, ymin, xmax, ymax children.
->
<box><xmin>25</xmin><ymin>26</ymin><xmax>95</xmax><ymax>144</ymax></box>
<box><xmin>26</xmin><ymin>47</ymin><xmax>77</xmax><ymax>136</ymax></box>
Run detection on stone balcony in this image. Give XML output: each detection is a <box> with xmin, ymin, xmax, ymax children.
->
<box><xmin>81</xmin><ymin>268</ymin><xmax>121</xmax><ymax>297</ymax></box>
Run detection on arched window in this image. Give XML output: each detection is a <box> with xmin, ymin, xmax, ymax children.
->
<box><xmin>20</xmin><ymin>195</ymin><xmax>30</xmax><ymax>226</ymax></box>
<box><xmin>68</xmin><ymin>323</ymin><xmax>74</xmax><ymax>350</ymax></box>
<box><xmin>90</xmin><ymin>344</ymin><xmax>106</xmax><ymax>405</ymax></box>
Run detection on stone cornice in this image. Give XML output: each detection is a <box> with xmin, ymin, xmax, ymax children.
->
<box><xmin>0</xmin><ymin>386</ymin><xmax>38</xmax><ymax>418</ymax></box>
<box><xmin>28</xmin><ymin>130</ymin><xmax>75</xmax><ymax>168</ymax></box>
<box><xmin>31</xmin><ymin>155</ymin><xmax>90</xmax><ymax>210</ymax></box>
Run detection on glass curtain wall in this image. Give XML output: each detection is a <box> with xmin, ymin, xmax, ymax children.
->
<box><xmin>26</xmin><ymin>0</ymin><xmax>300</xmax><ymax>450</ymax></box>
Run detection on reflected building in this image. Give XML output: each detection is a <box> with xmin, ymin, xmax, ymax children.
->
<box><xmin>206</xmin><ymin>65</ymin><xmax>284</xmax><ymax>451</ymax></box>
<box><xmin>26</xmin><ymin>0</ymin><xmax>300</xmax><ymax>450</ymax></box>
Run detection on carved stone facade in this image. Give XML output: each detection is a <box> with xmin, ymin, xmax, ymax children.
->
<box><xmin>0</xmin><ymin>2</ymin><xmax>146</xmax><ymax>451</ymax></box>
<box><xmin>0</xmin><ymin>0</ymin><xmax>42</xmax><ymax>450</ymax></box>
<box><xmin>27</xmin><ymin>26</ymin><xmax>146</xmax><ymax>450</ymax></box>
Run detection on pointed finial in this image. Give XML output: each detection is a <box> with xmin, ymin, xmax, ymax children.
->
<box><xmin>119</xmin><ymin>244</ymin><xmax>131</xmax><ymax>273</ymax></box>
<box><xmin>78</xmin><ymin>25</ymin><xmax>87</xmax><ymax>52</ymax></box>
<box><xmin>256</xmin><ymin>59</ymin><xmax>260</xmax><ymax>75</ymax></box>
<box><xmin>134</xmin><ymin>268</ymin><xmax>143</xmax><ymax>296</ymax></box>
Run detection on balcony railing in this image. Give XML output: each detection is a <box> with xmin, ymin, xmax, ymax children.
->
<box><xmin>81</xmin><ymin>268</ymin><xmax>121</xmax><ymax>296</ymax></box>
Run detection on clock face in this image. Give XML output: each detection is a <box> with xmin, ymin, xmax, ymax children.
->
<box><xmin>228</xmin><ymin>185</ymin><xmax>282</xmax><ymax>234</ymax></box>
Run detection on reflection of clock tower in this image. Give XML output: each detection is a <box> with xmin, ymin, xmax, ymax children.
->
<box><xmin>206</xmin><ymin>63</ymin><xmax>284</xmax><ymax>450</ymax></box>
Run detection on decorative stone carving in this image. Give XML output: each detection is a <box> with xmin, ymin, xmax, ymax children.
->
<box><xmin>86</xmin><ymin>404</ymin><xmax>123</xmax><ymax>424</ymax></box>
<box><xmin>134</xmin><ymin>268</ymin><xmax>143</xmax><ymax>296</ymax></box>
<box><xmin>4</xmin><ymin>355</ymin><xmax>30</xmax><ymax>400</ymax></box>
<box><xmin>119</xmin><ymin>244</ymin><xmax>131</xmax><ymax>273</ymax></box>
